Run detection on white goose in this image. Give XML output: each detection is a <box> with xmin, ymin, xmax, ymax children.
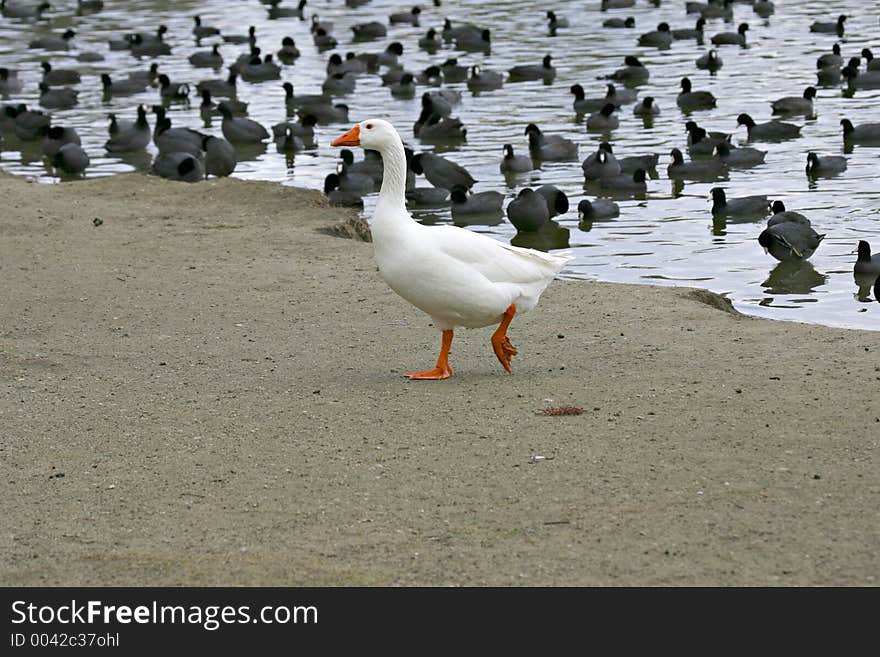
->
<box><xmin>332</xmin><ymin>119</ymin><xmax>570</xmax><ymax>379</ymax></box>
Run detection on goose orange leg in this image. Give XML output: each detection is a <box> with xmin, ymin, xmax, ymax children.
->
<box><xmin>491</xmin><ymin>304</ymin><xmax>518</xmax><ymax>374</ymax></box>
<box><xmin>404</xmin><ymin>329</ymin><xmax>454</xmax><ymax>380</ymax></box>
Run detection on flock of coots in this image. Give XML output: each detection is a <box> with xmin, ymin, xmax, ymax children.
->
<box><xmin>1</xmin><ymin>0</ymin><xmax>880</xmax><ymax>300</ymax></box>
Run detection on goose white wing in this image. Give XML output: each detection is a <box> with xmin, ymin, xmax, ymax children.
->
<box><xmin>430</xmin><ymin>224</ymin><xmax>571</xmax><ymax>284</ymax></box>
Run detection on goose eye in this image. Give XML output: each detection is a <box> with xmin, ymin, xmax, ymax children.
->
<box><xmin>365</xmin><ymin>123</ymin><xmax>373</xmax><ymax>130</ymax></box>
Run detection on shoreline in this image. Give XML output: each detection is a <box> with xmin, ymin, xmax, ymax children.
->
<box><xmin>2</xmin><ymin>172</ymin><xmax>877</xmax><ymax>585</ymax></box>
<box><xmin>12</xmin><ymin>168</ymin><xmax>877</xmax><ymax>334</ymax></box>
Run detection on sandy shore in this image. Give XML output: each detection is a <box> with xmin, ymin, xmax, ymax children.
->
<box><xmin>1</xmin><ymin>171</ymin><xmax>877</xmax><ymax>586</ymax></box>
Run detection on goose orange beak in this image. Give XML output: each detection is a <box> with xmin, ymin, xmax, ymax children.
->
<box><xmin>331</xmin><ymin>124</ymin><xmax>360</xmax><ymax>147</ymax></box>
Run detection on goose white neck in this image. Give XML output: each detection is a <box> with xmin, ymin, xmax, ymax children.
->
<box><xmin>374</xmin><ymin>135</ymin><xmax>408</xmax><ymax>215</ymax></box>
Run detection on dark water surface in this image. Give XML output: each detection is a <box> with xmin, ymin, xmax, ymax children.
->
<box><xmin>2</xmin><ymin>0</ymin><xmax>879</xmax><ymax>329</ymax></box>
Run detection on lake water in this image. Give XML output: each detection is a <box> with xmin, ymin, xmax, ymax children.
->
<box><xmin>2</xmin><ymin>0</ymin><xmax>879</xmax><ymax>329</ymax></box>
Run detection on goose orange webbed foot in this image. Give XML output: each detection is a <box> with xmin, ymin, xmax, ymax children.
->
<box><xmin>404</xmin><ymin>365</ymin><xmax>453</xmax><ymax>380</ymax></box>
<box><xmin>404</xmin><ymin>329</ymin><xmax>454</xmax><ymax>381</ymax></box>
<box><xmin>491</xmin><ymin>335</ymin><xmax>518</xmax><ymax>374</ymax></box>
<box><xmin>491</xmin><ymin>304</ymin><xmax>518</xmax><ymax>374</ymax></box>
